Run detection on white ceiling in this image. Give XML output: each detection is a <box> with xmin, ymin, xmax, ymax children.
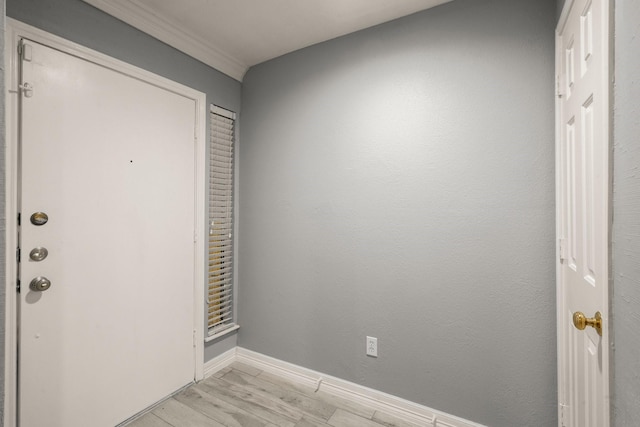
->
<box><xmin>82</xmin><ymin>0</ymin><xmax>453</xmax><ymax>81</ymax></box>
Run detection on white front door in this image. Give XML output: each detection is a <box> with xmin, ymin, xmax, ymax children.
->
<box><xmin>556</xmin><ymin>1</ymin><xmax>610</xmax><ymax>426</ymax></box>
<box><xmin>18</xmin><ymin>38</ymin><xmax>199</xmax><ymax>426</ymax></box>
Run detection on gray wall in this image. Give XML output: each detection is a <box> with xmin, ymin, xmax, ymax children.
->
<box><xmin>557</xmin><ymin>0</ymin><xmax>566</xmax><ymax>21</ymax></box>
<box><xmin>5</xmin><ymin>0</ymin><xmax>241</xmax><ymax>383</ymax></box>
<box><xmin>0</xmin><ymin>0</ymin><xmax>5</xmax><ymax>423</ymax></box>
<box><xmin>238</xmin><ymin>1</ymin><xmax>557</xmax><ymax>426</ymax></box>
<box><xmin>612</xmin><ymin>0</ymin><xmax>640</xmax><ymax>424</ymax></box>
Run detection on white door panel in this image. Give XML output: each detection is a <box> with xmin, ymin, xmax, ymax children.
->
<box><xmin>556</xmin><ymin>0</ymin><xmax>610</xmax><ymax>426</ymax></box>
<box><xmin>19</xmin><ymin>39</ymin><xmax>197</xmax><ymax>426</ymax></box>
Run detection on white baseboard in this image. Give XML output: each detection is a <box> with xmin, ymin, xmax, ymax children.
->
<box><xmin>203</xmin><ymin>347</ymin><xmax>237</xmax><ymax>378</ymax></box>
<box><xmin>231</xmin><ymin>347</ymin><xmax>486</xmax><ymax>427</ymax></box>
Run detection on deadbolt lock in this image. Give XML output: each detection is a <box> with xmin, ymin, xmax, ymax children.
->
<box><xmin>29</xmin><ymin>247</ymin><xmax>48</xmax><ymax>262</ymax></box>
<box><xmin>30</xmin><ymin>212</ymin><xmax>49</xmax><ymax>226</ymax></box>
<box><xmin>29</xmin><ymin>276</ymin><xmax>51</xmax><ymax>292</ymax></box>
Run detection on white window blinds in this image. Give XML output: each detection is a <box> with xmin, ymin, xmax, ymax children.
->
<box><xmin>208</xmin><ymin>105</ymin><xmax>236</xmax><ymax>334</ymax></box>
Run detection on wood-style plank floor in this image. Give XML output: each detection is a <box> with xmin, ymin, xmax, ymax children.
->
<box><xmin>126</xmin><ymin>362</ymin><xmax>420</xmax><ymax>427</ymax></box>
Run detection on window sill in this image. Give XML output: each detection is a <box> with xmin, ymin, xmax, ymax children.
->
<box><xmin>205</xmin><ymin>324</ymin><xmax>239</xmax><ymax>343</ymax></box>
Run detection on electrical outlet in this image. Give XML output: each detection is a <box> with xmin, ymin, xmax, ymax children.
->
<box><xmin>366</xmin><ymin>336</ymin><xmax>378</xmax><ymax>357</ymax></box>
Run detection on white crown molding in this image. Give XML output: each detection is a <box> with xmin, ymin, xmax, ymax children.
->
<box><xmin>234</xmin><ymin>347</ymin><xmax>486</xmax><ymax>427</ymax></box>
<box><xmin>81</xmin><ymin>0</ymin><xmax>248</xmax><ymax>81</ymax></box>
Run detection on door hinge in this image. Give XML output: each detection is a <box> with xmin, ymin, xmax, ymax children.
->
<box><xmin>559</xmin><ymin>403</ymin><xmax>569</xmax><ymax>427</ymax></box>
<box><xmin>17</xmin><ymin>212</ymin><xmax>21</xmax><ymax>226</ymax></box>
<box><xmin>19</xmin><ymin>40</ymin><xmax>33</xmax><ymax>62</ymax></box>
<box><xmin>16</xmin><ymin>279</ymin><xmax>21</xmax><ymax>293</ymax></box>
<box><xmin>556</xmin><ymin>75</ymin><xmax>563</xmax><ymax>98</ymax></box>
<box><xmin>559</xmin><ymin>238</ymin><xmax>567</xmax><ymax>262</ymax></box>
<box><xmin>18</xmin><ymin>41</ymin><xmax>35</xmax><ymax>97</ymax></box>
<box><xmin>16</xmin><ymin>247</ymin><xmax>21</xmax><ymax>263</ymax></box>
<box><xmin>193</xmin><ymin>329</ymin><xmax>197</xmax><ymax>348</ymax></box>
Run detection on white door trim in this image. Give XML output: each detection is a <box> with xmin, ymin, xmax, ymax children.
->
<box><xmin>4</xmin><ymin>19</ymin><xmax>206</xmax><ymax>427</ymax></box>
<box><xmin>555</xmin><ymin>5</ymin><xmax>573</xmax><ymax>426</ymax></box>
<box><xmin>555</xmin><ymin>0</ymin><xmax>612</xmax><ymax>425</ymax></box>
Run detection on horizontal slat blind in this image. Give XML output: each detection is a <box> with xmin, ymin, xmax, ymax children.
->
<box><xmin>208</xmin><ymin>105</ymin><xmax>236</xmax><ymax>334</ymax></box>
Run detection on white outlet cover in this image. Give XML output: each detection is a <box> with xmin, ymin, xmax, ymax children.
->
<box><xmin>366</xmin><ymin>336</ymin><xmax>378</xmax><ymax>357</ymax></box>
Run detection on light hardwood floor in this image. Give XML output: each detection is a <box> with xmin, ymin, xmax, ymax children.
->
<box><xmin>126</xmin><ymin>362</ymin><xmax>421</xmax><ymax>427</ymax></box>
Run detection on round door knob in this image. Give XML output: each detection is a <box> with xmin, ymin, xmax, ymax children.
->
<box><xmin>573</xmin><ymin>311</ymin><xmax>602</xmax><ymax>336</ymax></box>
<box><xmin>30</xmin><ymin>212</ymin><xmax>49</xmax><ymax>226</ymax></box>
<box><xmin>29</xmin><ymin>247</ymin><xmax>49</xmax><ymax>262</ymax></box>
<box><xmin>29</xmin><ymin>276</ymin><xmax>51</xmax><ymax>292</ymax></box>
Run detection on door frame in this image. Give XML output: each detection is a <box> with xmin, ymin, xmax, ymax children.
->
<box><xmin>4</xmin><ymin>19</ymin><xmax>207</xmax><ymax>427</ymax></box>
<box><xmin>555</xmin><ymin>0</ymin><xmax>613</xmax><ymax>425</ymax></box>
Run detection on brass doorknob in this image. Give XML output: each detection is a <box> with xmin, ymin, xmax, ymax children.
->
<box><xmin>573</xmin><ymin>311</ymin><xmax>602</xmax><ymax>336</ymax></box>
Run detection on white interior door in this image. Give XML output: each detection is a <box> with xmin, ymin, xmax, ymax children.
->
<box><xmin>556</xmin><ymin>1</ymin><xmax>610</xmax><ymax>426</ymax></box>
<box><xmin>18</xmin><ymin>38</ymin><xmax>199</xmax><ymax>427</ymax></box>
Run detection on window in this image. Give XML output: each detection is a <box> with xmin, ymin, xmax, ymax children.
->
<box><xmin>208</xmin><ymin>105</ymin><xmax>236</xmax><ymax>336</ymax></box>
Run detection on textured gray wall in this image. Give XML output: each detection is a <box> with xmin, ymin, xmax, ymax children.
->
<box><xmin>612</xmin><ymin>0</ymin><xmax>640</xmax><ymax>424</ymax></box>
<box><xmin>5</xmin><ymin>0</ymin><xmax>241</xmax><ymax>376</ymax></box>
<box><xmin>0</xmin><ymin>1</ymin><xmax>6</xmax><ymax>424</ymax></box>
<box><xmin>557</xmin><ymin>0</ymin><xmax>566</xmax><ymax>21</ymax></box>
<box><xmin>238</xmin><ymin>1</ymin><xmax>557</xmax><ymax>426</ymax></box>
